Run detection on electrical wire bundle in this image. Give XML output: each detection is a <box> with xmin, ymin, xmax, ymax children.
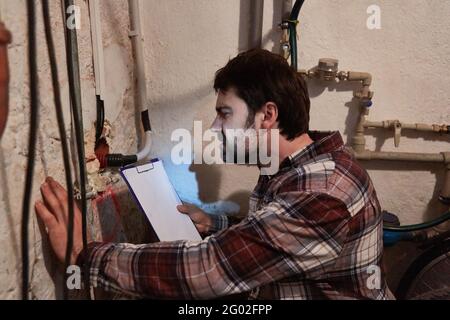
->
<box><xmin>61</xmin><ymin>0</ymin><xmax>90</xmax><ymax>299</ymax></box>
<box><xmin>21</xmin><ymin>0</ymin><xmax>89</xmax><ymax>300</ymax></box>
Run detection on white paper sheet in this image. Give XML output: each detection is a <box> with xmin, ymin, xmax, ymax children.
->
<box><xmin>120</xmin><ymin>159</ymin><xmax>202</xmax><ymax>241</ymax></box>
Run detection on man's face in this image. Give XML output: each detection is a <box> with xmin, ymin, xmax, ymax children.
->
<box><xmin>210</xmin><ymin>88</ymin><xmax>262</xmax><ymax>164</ymax></box>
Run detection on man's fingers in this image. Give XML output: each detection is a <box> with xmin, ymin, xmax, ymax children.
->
<box><xmin>35</xmin><ymin>200</ymin><xmax>58</xmax><ymax>229</ymax></box>
<box><xmin>177</xmin><ymin>204</ymin><xmax>211</xmax><ymax>234</ymax></box>
<box><xmin>177</xmin><ymin>205</ymin><xmax>189</xmax><ymax>214</ymax></box>
<box><xmin>46</xmin><ymin>177</ymin><xmax>69</xmax><ymax>204</ymax></box>
<box><xmin>40</xmin><ymin>181</ymin><xmax>65</xmax><ymax>223</ymax></box>
<box><xmin>177</xmin><ymin>204</ymin><xmax>199</xmax><ymax>213</ymax></box>
<box><xmin>46</xmin><ymin>176</ymin><xmax>83</xmax><ymax>225</ymax></box>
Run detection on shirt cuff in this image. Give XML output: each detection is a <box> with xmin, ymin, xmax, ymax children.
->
<box><xmin>208</xmin><ymin>214</ymin><xmax>244</xmax><ymax>234</ymax></box>
<box><xmin>208</xmin><ymin>214</ymin><xmax>229</xmax><ymax>233</ymax></box>
<box><xmin>75</xmin><ymin>242</ymin><xmax>105</xmax><ymax>276</ymax></box>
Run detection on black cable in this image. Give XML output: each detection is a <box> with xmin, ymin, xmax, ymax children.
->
<box><xmin>42</xmin><ymin>0</ymin><xmax>79</xmax><ymax>300</ymax></box>
<box><xmin>62</xmin><ymin>0</ymin><xmax>90</xmax><ymax>299</ymax></box>
<box><xmin>95</xmin><ymin>95</ymin><xmax>104</xmax><ymax>146</ymax></box>
<box><xmin>141</xmin><ymin>109</ymin><xmax>152</xmax><ymax>132</ymax></box>
<box><xmin>21</xmin><ymin>0</ymin><xmax>38</xmax><ymax>300</ymax></box>
<box><xmin>290</xmin><ymin>0</ymin><xmax>305</xmax><ymax>20</ymax></box>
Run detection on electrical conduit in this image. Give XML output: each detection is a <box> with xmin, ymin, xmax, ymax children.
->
<box><xmin>104</xmin><ymin>0</ymin><xmax>152</xmax><ymax>167</ymax></box>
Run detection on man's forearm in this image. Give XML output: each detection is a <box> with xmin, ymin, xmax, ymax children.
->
<box><xmin>76</xmin><ymin>195</ymin><xmax>349</xmax><ymax>299</ymax></box>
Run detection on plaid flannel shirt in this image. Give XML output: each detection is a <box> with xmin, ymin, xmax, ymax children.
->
<box><xmin>81</xmin><ymin>131</ymin><xmax>394</xmax><ymax>300</ymax></box>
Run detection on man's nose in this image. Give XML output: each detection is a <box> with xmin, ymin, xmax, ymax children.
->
<box><xmin>210</xmin><ymin>116</ymin><xmax>222</xmax><ymax>131</ymax></box>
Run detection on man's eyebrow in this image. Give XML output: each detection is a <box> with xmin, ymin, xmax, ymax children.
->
<box><xmin>215</xmin><ymin>106</ymin><xmax>232</xmax><ymax>112</ymax></box>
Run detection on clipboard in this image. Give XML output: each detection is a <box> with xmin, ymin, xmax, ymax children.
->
<box><xmin>120</xmin><ymin>159</ymin><xmax>202</xmax><ymax>242</ymax></box>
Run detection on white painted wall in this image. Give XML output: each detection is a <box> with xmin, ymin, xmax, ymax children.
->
<box><xmin>139</xmin><ymin>0</ymin><xmax>450</xmax><ymax>226</ymax></box>
<box><xmin>0</xmin><ymin>0</ymin><xmax>448</xmax><ymax>298</ymax></box>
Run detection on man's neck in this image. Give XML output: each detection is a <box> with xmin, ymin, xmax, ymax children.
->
<box><xmin>256</xmin><ymin>132</ymin><xmax>314</xmax><ymax>175</ymax></box>
<box><xmin>278</xmin><ymin>133</ymin><xmax>314</xmax><ymax>164</ymax></box>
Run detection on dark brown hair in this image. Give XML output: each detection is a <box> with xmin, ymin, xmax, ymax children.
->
<box><xmin>214</xmin><ymin>49</ymin><xmax>310</xmax><ymax>140</ymax></box>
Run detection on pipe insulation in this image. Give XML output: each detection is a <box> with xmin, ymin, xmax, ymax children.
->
<box><xmin>88</xmin><ymin>0</ymin><xmax>105</xmax><ymax>100</ymax></box>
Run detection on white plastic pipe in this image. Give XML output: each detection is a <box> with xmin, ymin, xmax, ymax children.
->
<box><xmin>136</xmin><ymin>130</ymin><xmax>152</xmax><ymax>161</ymax></box>
<box><xmin>88</xmin><ymin>0</ymin><xmax>106</xmax><ymax>99</ymax></box>
<box><xmin>129</xmin><ymin>0</ymin><xmax>152</xmax><ymax>161</ymax></box>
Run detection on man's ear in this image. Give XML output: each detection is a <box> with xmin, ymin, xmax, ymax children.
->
<box><xmin>260</xmin><ymin>102</ymin><xmax>278</xmax><ymax>129</ymax></box>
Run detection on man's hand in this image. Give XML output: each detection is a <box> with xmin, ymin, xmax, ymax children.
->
<box><xmin>34</xmin><ymin>177</ymin><xmax>84</xmax><ymax>265</ymax></box>
<box><xmin>177</xmin><ymin>204</ymin><xmax>212</xmax><ymax>235</ymax></box>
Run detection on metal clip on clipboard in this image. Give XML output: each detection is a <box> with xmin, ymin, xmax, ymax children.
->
<box><xmin>135</xmin><ymin>161</ymin><xmax>154</xmax><ymax>174</ymax></box>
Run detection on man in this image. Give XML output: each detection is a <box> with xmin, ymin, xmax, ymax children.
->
<box><xmin>35</xmin><ymin>49</ymin><xmax>394</xmax><ymax>299</ymax></box>
<box><xmin>0</xmin><ymin>22</ymin><xmax>11</xmax><ymax>139</ymax></box>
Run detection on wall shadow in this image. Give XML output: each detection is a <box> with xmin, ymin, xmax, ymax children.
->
<box><xmin>189</xmin><ymin>163</ymin><xmax>252</xmax><ymax>217</ymax></box>
<box><xmin>306</xmin><ymin>77</ymin><xmax>365</xmax><ymax>146</ymax></box>
<box><xmin>364</xmin><ymin>127</ymin><xmax>450</xmax><ymax>152</ymax></box>
<box><xmin>238</xmin><ymin>0</ymin><xmax>295</xmax><ymax>54</ymax></box>
<box><xmin>238</xmin><ymin>0</ymin><xmax>264</xmax><ymax>51</ymax></box>
<box><xmin>359</xmin><ymin>160</ymin><xmax>447</xmax><ymax>222</ymax></box>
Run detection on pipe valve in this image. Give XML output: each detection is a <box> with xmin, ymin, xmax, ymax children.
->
<box><xmin>317</xmin><ymin>58</ymin><xmax>339</xmax><ymax>81</ymax></box>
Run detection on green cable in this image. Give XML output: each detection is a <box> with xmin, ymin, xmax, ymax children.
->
<box><xmin>287</xmin><ymin>0</ymin><xmax>305</xmax><ymax>70</ymax></box>
<box><xmin>384</xmin><ymin>210</ymin><xmax>450</xmax><ymax>232</ymax></box>
<box><xmin>288</xmin><ymin>22</ymin><xmax>297</xmax><ymax>71</ymax></box>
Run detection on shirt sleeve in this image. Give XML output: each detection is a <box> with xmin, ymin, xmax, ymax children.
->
<box><xmin>80</xmin><ymin>192</ymin><xmax>350</xmax><ymax>299</ymax></box>
<box><xmin>208</xmin><ymin>213</ymin><xmax>243</xmax><ymax>234</ymax></box>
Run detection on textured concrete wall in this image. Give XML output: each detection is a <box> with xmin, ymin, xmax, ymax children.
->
<box><xmin>0</xmin><ymin>0</ymin><xmax>448</xmax><ymax>299</ymax></box>
<box><xmin>0</xmin><ymin>0</ymin><xmax>138</xmax><ymax>299</ymax></box>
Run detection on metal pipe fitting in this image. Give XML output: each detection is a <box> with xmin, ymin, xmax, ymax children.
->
<box><xmin>365</xmin><ymin>120</ymin><xmax>449</xmax><ymax>134</ymax></box>
<box><xmin>316</xmin><ymin>58</ymin><xmax>339</xmax><ymax>81</ymax></box>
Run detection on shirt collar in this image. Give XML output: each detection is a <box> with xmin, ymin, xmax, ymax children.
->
<box><xmin>273</xmin><ymin>131</ymin><xmax>345</xmax><ymax>174</ymax></box>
